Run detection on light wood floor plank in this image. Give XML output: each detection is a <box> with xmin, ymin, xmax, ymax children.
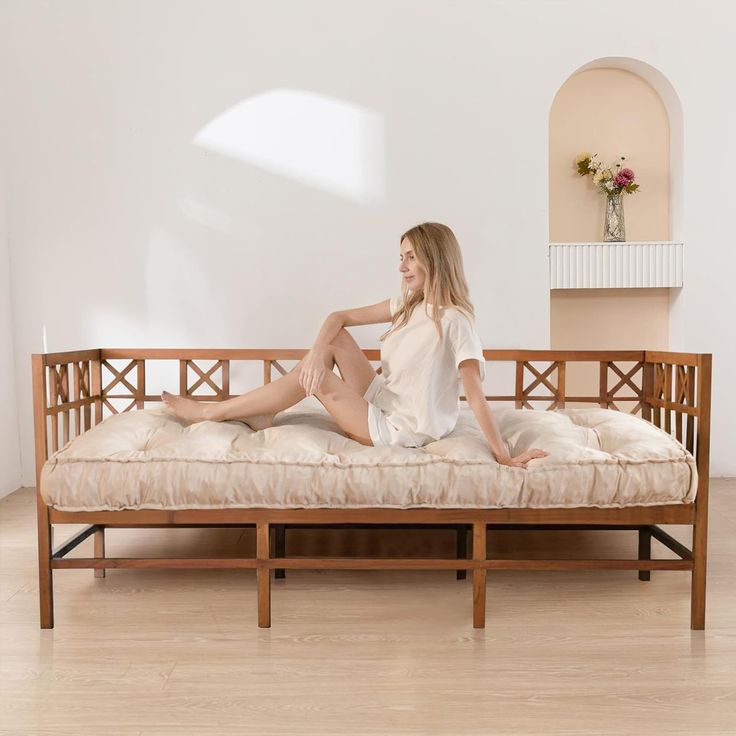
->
<box><xmin>1</xmin><ymin>483</ymin><xmax>735</xmax><ymax>734</ymax></box>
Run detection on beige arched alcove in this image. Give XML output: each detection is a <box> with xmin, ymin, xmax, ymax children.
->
<box><xmin>548</xmin><ymin>58</ymin><xmax>683</xmax><ymax>398</ymax></box>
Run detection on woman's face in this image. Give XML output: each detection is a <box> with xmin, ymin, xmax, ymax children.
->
<box><xmin>398</xmin><ymin>238</ymin><xmax>426</xmax><ymax>293</ymax></box>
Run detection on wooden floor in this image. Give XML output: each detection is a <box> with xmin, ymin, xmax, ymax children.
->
<box><xmin>1</xmin><ymin>484</ymin><xmax>736</xmax><ymax>735</ymax></box>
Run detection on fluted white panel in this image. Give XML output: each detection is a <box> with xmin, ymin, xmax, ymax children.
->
<box><xmin>549</xmin><ymin>242</ymin><xmax>683</xmax><ymax>289</ymax></box>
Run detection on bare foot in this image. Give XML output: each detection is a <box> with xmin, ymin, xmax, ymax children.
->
<box><xmin>161</xmin><ymin>391</ymin><xmax>276</xmax><ymax>430</ymax></box>
<box><xmin>161</xmin><ymin>391</ymin><xmax>212</xmax><ymax>424</ymax></box>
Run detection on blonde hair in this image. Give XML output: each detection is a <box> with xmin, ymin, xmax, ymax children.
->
<box><xmin>379</xmin><ymin>222</ymin><xmax>476</xmax><ymax>342</ymax></box>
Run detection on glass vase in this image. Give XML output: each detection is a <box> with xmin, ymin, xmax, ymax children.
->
<box><xmin>603</xmin><ymin>192</ymin><xmax>625</xmax><ymax>242</ymax></box>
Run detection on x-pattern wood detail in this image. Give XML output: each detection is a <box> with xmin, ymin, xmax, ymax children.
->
<box><xmin>181</xmin><ymin>360</ymin><xmax>230</xmax><ymax>399</ymax></box>
<box><xmin>102</xmin><ymin>359</ymin><xmax>137</xmax><ymax>395</ymax></box>
<box><xmin>45</xmin><ymin>353</ymin><xmax>690</xmax><ymax>425</ymax></box>
<box><xmin>648</xmin><ymin>361</ymin><xmax>698</xmax><ymax>449</ymax></box>
<box><xmin>609</xmin><ymin>361</ymin><xmax>642</xmax><ymax>396</ymax></box>
<box><xmin>101</xmin><ymin>359</ymin><xmax>141</xmax><ymax>414</ymax></box>
<box><xmin>73</xmin><ymin>361</ymin><xmax>90</xmax><ymax>399</ymax></box>
<box><xmin>515</xmin><ymin>361</ymin><xmax>644</xmax><ymax>414</ymax></box>
<box><xmin>518</xmin><ymin>362</ymin><xmax>562</xmax><ymax>410</ymax></box>
<box><xmin>675</xmin><ymin>364</ymin><xmax>692</xmax><ymax>405</ymax></box>
<box><xmin>49</xmin><ymin>361</ymin><xmax>91</xmax><ymax>406</ymax></box>
<box><xmin>662</xmin><ymin>362</ymin><xmax>691</xmax><ymax>399</ymax></box>
<box><xmin>49</xmin><ymin>364</ymin><xmax>69</xmax><ymax>405</ymax></box>
<box><xmin>651</xmin><ymin>362</ymin><xmax>691</xmax><ymax>405</ymax></box>
<box><xmin>188</xmin><ymin>361</ymin><xmax>223</xmax><ymax>395</ymax></box>
<box><xmin>603</xmin><ymin>361</ymin><xmax>643</xmax><ymax>414</ymax></box>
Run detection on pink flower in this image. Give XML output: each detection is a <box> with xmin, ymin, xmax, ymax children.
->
<box><xmin>614</xmin><ymin>168</ymin><xmax>635</xmax><ymax>188</ymax></box>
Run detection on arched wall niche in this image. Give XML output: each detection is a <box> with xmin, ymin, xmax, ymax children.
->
<box><xmin>569</xmin><ymin>56</ymin><xmax>684</xmax><ymax>240</ymax></box>
<box><xmin>548</xmin><ymin>57</ymin><xmax>683</xmax><ymax>402</ymax></box>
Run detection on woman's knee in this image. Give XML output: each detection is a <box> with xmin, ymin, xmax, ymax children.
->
<box><xmin>329</xmin><ymin>327</ymin><xmax>354</xmax><ymax>350</ymax></box>
<box><xmin>329</xmin><ymin>329</ymin><xmax>367</xmax><ymax>367</ymax></box>
<box><xmin>289</xmin><ymin>349</ymin><xmax>335</xmax><ymax>375</ymax></box>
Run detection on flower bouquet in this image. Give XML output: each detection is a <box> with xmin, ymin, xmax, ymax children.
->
<box><xmin>575</xmin><ymin>153</ymin><xmax>639</xmax><ymax>242</ymax></box>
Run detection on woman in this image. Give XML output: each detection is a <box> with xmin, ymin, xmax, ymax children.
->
<box><xmin>162</xmin><ymin>222</ymin><xmax>547</xmax><ymax>468</ymax></box>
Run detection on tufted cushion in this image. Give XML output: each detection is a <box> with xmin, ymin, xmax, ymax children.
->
<box><xmin>39</xmin><ymin>405</ymin><xmax>697</xmax><ymax>511</ymax></box>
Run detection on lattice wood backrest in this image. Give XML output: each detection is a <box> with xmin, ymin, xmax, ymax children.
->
<box><xmin>32</xmin><ymin>349</ymin><xmax>712</xmax><ymax>481</ymax></box>
<box><xmin>508</xmin><ymin>359</ymin><xmax>644</xmax><ymax>412</ymax></box>
<box><xmin>642</xmin><ymin>352</ymin><xmax>711</xmax><ymax>465</ymax></box>
<box><xmin>32</xmin><ymin>351</ymin><xmax>102</xmax><ymax>478</ymax></box>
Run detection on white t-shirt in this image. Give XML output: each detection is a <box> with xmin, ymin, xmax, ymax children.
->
<box><xmin>374</xmin><ymin>295</ymin><xmax>486</xmax><ymax>445</ymax></box>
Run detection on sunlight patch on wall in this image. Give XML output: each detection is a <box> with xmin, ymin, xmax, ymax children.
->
<box><xmin>193</xmin><ymin>88</ymin><xmax>385</xmax><ymax>204</ymax></box>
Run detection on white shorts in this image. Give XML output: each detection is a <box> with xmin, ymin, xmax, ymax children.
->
<box><xmin>362</xmin><ymin>373</ymin><xmax>425</xmax><ymax>448</ymax></box>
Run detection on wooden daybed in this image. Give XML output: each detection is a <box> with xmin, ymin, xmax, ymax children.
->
<box><xmin>32</xmin><ymin>349</ymin><xmax>711</xmax><ymax>629</ymax></box>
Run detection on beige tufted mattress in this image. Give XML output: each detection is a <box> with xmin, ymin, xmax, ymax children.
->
<box><xmin>39</xmin><ymin>404</ymin><xmax>698</xmax><ymax>512</ymax></box>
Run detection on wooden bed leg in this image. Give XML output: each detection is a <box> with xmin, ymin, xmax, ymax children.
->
<box><xmin>691</xmin><ymin>353</ymin><xmax>711</xmax><ymax>631</ymax></box>
<box><xmin>691</xmin><ymin>518</ymin><xmax>708</xmax><ymax>630</ymax></box>
<box><xmin>638</xmin><ymin>527</ymin><xmax>651</xmax><ymax>581</ymax></box>
<box><xmin>472</xmin><ymin>522</ymin><xmax>487</xmax><ymax>628</ymax></box>
<box><xmin>456</xmin><ymin>525</ymin><xmax>468</xmax><ymax>580</ymax></box>
<box><xmin>274</xmin><ymin>524</ymin><xmax>286</xmax><ymax>579</ymax></box>
<box><xmin>37</xmin><ymin>503</ymin><xmax>54</xmax><ymax>629</ymax></box>
<box><xmin>257</xmin><ymin>522</ymin><xmax>271</xmax><ymax>628</ymax></box>
<box><xmin>94</xmin><ymin>526</ymin><xmax>106</xmax><ymax>578</ymax></box>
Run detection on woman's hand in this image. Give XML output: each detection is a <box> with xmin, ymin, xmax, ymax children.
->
<box><xmin>299</xmin><ymin>348</ymin><xmax>332</xmax><ymax>396</ymax></box>
<box><xmin>495</xmin><ymin>448</ymin><xmax>548</xmax><ymax>469</ymax></box>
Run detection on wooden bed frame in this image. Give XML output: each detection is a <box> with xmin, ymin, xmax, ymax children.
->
<box><xmin>32</xmin><ymin>349</ymin><xmax>711</xmax><ymax>630</ymax></box>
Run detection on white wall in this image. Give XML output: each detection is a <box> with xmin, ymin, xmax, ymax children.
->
<box><xmin>1</xmin><ymin>0</ymin><xmax>733</xmax><ymax>478</ymax></box>
<box><xmin>0</xmin><ymin>74</ymin><xmax>22</xmax><ymax>498</ymax></box>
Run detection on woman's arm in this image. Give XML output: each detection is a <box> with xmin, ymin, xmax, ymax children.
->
<box><xmin>310</xmin><ymin>313</ymin><xmax>345</xmax><ymax>354</ymax></box>
<box><xmin>311</xmin><ymin>300</ymin><xmax>393</xmax><ymax>352</ymax></box>
<box><xmin>299</xmin><ymin>313</ymin><xmax>342</xmax><ymax>396</ymax></box>
<box><xmin>300</xmin><ymin>301</ymin><xmax>394</xmax><ymax>395</ymax></box>
<box><xmin>459</xmin><ymin>360</ymin><xmax>548</xmax><ymax>469</ymax></box>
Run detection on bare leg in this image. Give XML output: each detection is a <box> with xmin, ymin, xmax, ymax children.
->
<box><xmin>162</xmin><ymin>351</ymin><xmax>374</xmax><ymax>445</ymax></box>
<box><xmin>161</xmin><ymin>332</ymin><xmax>373</xmax><ymax>426</ymax></box>
<box><xmin>329</xmin><ymin>328</ymin><xmax>376</xmax><ymax>395</ymax></box>
<box><xmin>162</xmin><ymin>365</ymin><xmax>308</xmax><ymax>425</ymax></box>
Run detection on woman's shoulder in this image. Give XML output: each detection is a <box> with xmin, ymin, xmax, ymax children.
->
<box><xmin>440</xmin><ymin>304</ymin><xmax>476</xmax><ymax>326</ymax></box>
